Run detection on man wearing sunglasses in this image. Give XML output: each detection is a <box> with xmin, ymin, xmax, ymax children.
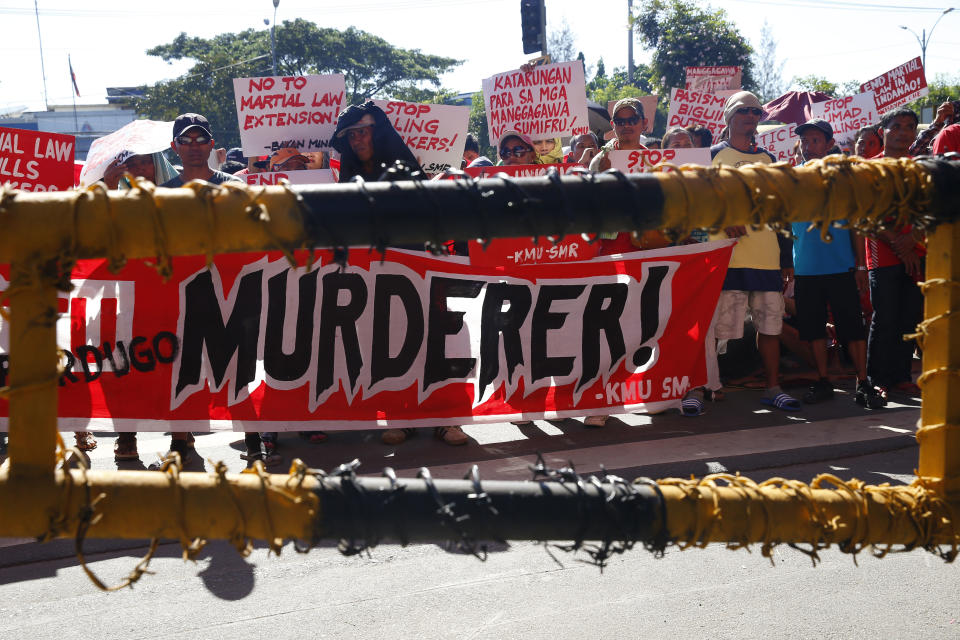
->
<box><xmin>588</xmin><ymin>97</ymin><xmax>649</xmax><ymax>172</ymax></box>
<box><xmin>709</xmin><ymin>91</ymin><xmax>799</xmax><ymax>413</ymax></box>
<box><xmin>161</xmin><ymin>113</ymin><xmax>241</xmax><ymax>188</ymax></box>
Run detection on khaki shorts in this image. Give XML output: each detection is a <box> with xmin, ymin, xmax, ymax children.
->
<box><xmin>714</xmin><ymin>290</ymin><xmax>784</xmax><ymax>339</ymax></box>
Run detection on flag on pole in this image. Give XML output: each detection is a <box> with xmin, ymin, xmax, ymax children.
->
<box><xmin>68</xmin><ymin>55</ymin><xmax>80</xmax><ymax>97</ymax></box>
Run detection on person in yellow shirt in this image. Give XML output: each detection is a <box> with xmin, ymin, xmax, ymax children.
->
<box><xmin>709</xmin><ymin>91</ymin><xmax>799</xmax><ymax>411</ymax></box>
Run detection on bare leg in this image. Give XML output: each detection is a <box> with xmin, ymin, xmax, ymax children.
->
<box><xmin>757</xmin><ymin>333</ymin><xmax>781</xmax><ymax>389</ymax></box>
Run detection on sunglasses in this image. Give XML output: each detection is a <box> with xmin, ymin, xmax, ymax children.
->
<box><xmin>175</xmin><ymin>134</ymin><xmax>211</xmax><ymax>145</ymax></box>
<box><xmin>735</xmin><ymin>107</ymin><xmax>764</xmax><ymax>116</ymax></box>
<box><xmin>613</xmin><ymin>115</ymin><xmax>642</xmax><ymax>127</ymax></box>
<box><xmin>500</xmin><ymin>145</ymin><xmax>530</xmax><ymax>158</ymax></box>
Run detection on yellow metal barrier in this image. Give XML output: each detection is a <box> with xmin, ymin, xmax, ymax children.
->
<box><xmin>0</xmin><ymin>156</ymin><xmax>957</xmax><ymax>576</ymax></box>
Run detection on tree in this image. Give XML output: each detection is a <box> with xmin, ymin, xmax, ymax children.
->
<box><xmin>633</xmin><ymin>0</ymin><xmax>755</xmax><ymax>94</ymax></box>
<box><xmin>135</xmin><ymin>20</ymin><xmax>461</xmax><ymax>148</ymax></box>
<box><xmin>547</xmin><ymin>19</ymin><xmax>578</xmax><ymax>63</ymax></box>
<box><xmin>753</xmin><ymin>20</ymin><xmax>785</xmax><ymax>102</ymax></box>
<box><xmin>586</xmin><ymin>60</ymin><xmax>666</xmax><ymax>134</ymax></box>
<box><xmin>789</xmin><ymin>76</ymin><xmax>859</xmax><ymax>97</ymax></box>
<box><xmin>468</xmin><ymin>91</ymin><xmax>496</xmax><ymax>161</ymax></box>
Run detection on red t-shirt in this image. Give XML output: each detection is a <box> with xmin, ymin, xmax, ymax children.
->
<box><xmin>932</xmin><ymin>124</ymin><xmax>960</xmax><ymax>154</ymax></box>
<box><xmin>865</xmin><ymin>151</ymin><xmax>925</xmax><ymax>270</ymax></box>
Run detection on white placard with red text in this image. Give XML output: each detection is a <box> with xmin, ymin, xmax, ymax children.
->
<box><xmin>859</xmin><ymin>57</ymin><xmax>929</xmax><ymax>113</ymax></box>
<box><xmin>78</xmin><ymin>119</ymin><xmax>172</xmax><ymax>188</ymax></box>
<box><xmin>371</xmin><ymin>99</ymin><xmax>469</xmax><ymax>174</ymax></box>
<box><xmin>243</xmin><ymin>169</ymin><xmax>335</xmax><ymax>186</ymax></box>
<box><xmin>757</xmin><ymin>123</ymin><xmax>799</xmax><ymax>166</ymax></box>
<box><xmin>482</xmin><ymin>61</ymin><xmax>590</xmax><ymax>143</ymax></box>
<box><xmin>666</xmin><ymin>88</ymin><xmax>727</xmax><ymax>137</ymax></box>
<box><xmin>684</xmin><ymin>66</ymin><xmax>742</xmax><ymax>93</ymax></box>
<box><xmin>233</xmin><ymin>74</ymin><xmax>345</xmax><ymax>156</ymax></box>
<box><xmin>607</xmin><ymin>148</ymin><xmax>711</xmax><ymax>173</ymax></box>
<box><xmin>810</xmin><ymin>92</ymin><xmax>878</xmax><ymax>145</ymax></box>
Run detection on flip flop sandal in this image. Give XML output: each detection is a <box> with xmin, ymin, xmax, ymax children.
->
<box><xmin>74</xmin><ymin>431</ymin><xmax>98</xmax><ymax>451</ymax></box>
<box><xmin>760</xmin><ymin>392</ymin><xmax>802</xmax><ymax>412</ymax></box>
<box><xmin>681</xmin><ymin>397</ymin><xmax>705</xmax><ymax>417</ymax></box>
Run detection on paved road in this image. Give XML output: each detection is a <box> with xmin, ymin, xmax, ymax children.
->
<box><xmin>0</xmin><ymin>382</ymin><xmax>948</xmax><ymax>640</ymax></box>
<box><xmin>1</xmin><ymin>448</ymin><xmax>957</xmax><ymax>640</ymax></box>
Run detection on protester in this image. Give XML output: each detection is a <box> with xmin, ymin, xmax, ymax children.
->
<box><xmin>588</xmin><ymin>97</ymin><xmax>649</xmax><ymax>172</ymax></box>
<box><xmin>463</xmin><ymin>133</ymin><xmax>493</xmax><ymax>168</ymax></box>
<box><xmin>909</xmin><ymin>100</ymin><xmax>957</xmax><ymax>155</ymax></box>
<box><xmin>686</xmin><ymin>125</ymin><xmax>713</xmax><ymax>148</ymax></box>
<box><xmin>791</xmin><ymin>118</ymin><xmax>884</xmax><ymax>408</ymax></box>
<box><xmin>269</xmin><ymin>147</ymin><xmax>309</xmax><ymax>171</ymax></box>
<box><xmin>161</xmin><ymin>113</ymin><xmax>242</xmax><ymax>188</ymax></box>
<box><xmin>156</xmin><ymin>113</ymin><xmax>242</xmax><ymax>464</ymax></box>
<box><xmin>662</xmin><ymin>127</ymin><xmax>694</xmax><ymax>149</ymax></box>
<box><xmin>931</xmin><ymin>100</ymin><xmax>960</xmax><ymax>154</ymax></box>
<box><xmin>533</xmin><ymin>137</ymin><xmax>564</xmax><ymax>163</ymax></box>
<box><xmin>102</xmin><ymin>152</ymin><xmax>179</xmax><ymax>189</ymax></box>
<box><xmin>853</xmin><ymin>125</ymin><xmax>883</xmax><ymax>158</ymax></box>
<box><xmin>644</xmin><ymin>137</ymin><xmax>662</xmax><ymax>150</ymax></box>
<box><xmin>333</xmin><ymin>101</ymin><xmax>420</xmax><ymax>181</ymax></box>
<box><xmin>332</xmin><ymin>102</ymin><xmax>469</xmax><ymax>446</ymax></box>
<box><xmin>865</xmin><ymin>107</ymin><xmax>925</xmax><ymax>399</ymax></box>
<box><xmin>565</xmin><ymin>132</ymin><xmax>599</xmax><ymax>164</ymax></box>
<box><xmin>710</xmin><ymin>90</ymin><xmax>798</xmax><ymax>412</ymax></box>
<box><xmin>497</xmin><ymin>130</ymin><xmax>539</xmax><ymax>166</ymax></box>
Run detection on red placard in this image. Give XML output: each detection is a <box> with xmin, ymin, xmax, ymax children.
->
<box><xmin>859</xmin><ymin>57</ymin><xmax>929</xmax><ymax>114</ymax></box>
<box><xmin>0</xmin><ymin>241</ymin><xmax>734</xmax><ymax>431</ymax></box>
<box><xmin>0</xmin><ymin>127</ymin><xmax>75</xmax><ymax>192</ymax></box>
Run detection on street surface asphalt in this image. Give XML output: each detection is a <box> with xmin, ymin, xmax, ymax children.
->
<box><xmin>1</xmin><ymin>380</ymin><xmax>953</xmax><ymax>639</ymax></box>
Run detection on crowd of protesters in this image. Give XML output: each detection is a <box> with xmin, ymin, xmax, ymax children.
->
<box><xmin>36</xmin><ymin>77</ymin><xmax>958</xmax><ymax>468</ymax></box>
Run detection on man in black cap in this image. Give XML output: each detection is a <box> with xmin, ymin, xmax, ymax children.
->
<box><xmin>161</xmin><ymin>113</ymin><xmax>241</xmax><ymax>187</ymax></box>
<box><xmin>791</xmin><ymin>118</ymin><xmax>883</xmax><ymax>409</ymax></box>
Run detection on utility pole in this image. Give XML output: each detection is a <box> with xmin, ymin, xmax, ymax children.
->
<box><xmin>627</xmin><ymin>0</ymin><xmax>635</xmax><ymax>84</ymax></box>
<box><xmin>900</xmin><ymin>7</ymin><xmax>954</xmax><ymax>70</ymax></box>
<box><xmin>271</xmin><ymin>0</ymin><xmax>280</xmax><ymax>76</ymax></box>
<box><xmin>34</xmin><ymin>0</ymin><xmax>49</xmax><ymax>109</ymax></box>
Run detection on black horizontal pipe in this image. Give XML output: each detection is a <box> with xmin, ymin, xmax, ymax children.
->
<box><xmin>311</xmin><ymin>475</ymin><xmax>665</xmax><ymax>548</ymax></box>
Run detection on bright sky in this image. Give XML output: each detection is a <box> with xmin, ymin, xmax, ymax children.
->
<box><xmin>1</xmin><ymin>0</ymin><xmax>957</xmax><ymax>114</ymax></box>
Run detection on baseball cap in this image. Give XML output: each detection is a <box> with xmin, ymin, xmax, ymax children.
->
<box><xmin>172</xmin><ymin>113</ymin><xmax>213</xmax><ymax>140</ymax></box>
<box><xmin>498</xmin><ymin>130</ymin><xmax>534</xmax><ymax>149</ymax></box>
<box><xmin>226</xmin><ymin>147</ymin><xmax>246</xmax><ymax>163</ymax></box>
<box><xmin>796</xmin><ymin>118</ymin><xmax>834</xmax><ymax>139</ymax></box>
<box><xmin>722</xmin><ymin>91</ymin><xmax>764</xmax><ymax>125</ymax></box>
<box><xmin>269</xmin><ymin>147</ymin><xmax>308</xmax><ymax>170</ymax></box>
<box><xmin>611</xmin><ymin>97</ymin><xmax>645</xmax><ymax>120</ymax></box>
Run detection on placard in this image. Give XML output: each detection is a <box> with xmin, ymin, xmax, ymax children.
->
<box><xmin>756</xmin><ymin>123</ymin><xmax>799</xmax><ymax>166</ymax></box>
<box><xmin>810</xmin><ymin>92</ymin><xmax>879</xmax><ymax>144</ymax></box>
<box><xmin>78</xmin><ymin>119</ymin><xmax>172</xmax><ymax>188</ymax></box>
<box><xmin>0</xmin><ymin>127</ymin><xmax>75</xmax><ymax>192</ymax></box>
<box><xmin>607</xmin><ymin>148</ymin><xmax>711</xmax><ymax>173</ymax></box>
<box><xmin>684</xmin><ymin>66</ymin><xmax>742</xmax><ymax>93</ymax></box>
<box><xmin>372</xmin><ymin>99</ymin><xmax>469</xmax><ymax>173</ymax></box>
<box><xmin>666</xmin><ymin>88</ymin><xmax>727</xmax><ymax>136</ymax></box>
<box><xmin>482</xmin><ymin>61</ymin><xmax>590</xmax><ymax>143</ymax></box>
<box><xmin>243</xmin><ymin>169</ymin><xmax>335</xmax><ymax>186</ymax></box>
<box><xmin>233</xmin><ymin>74</ymin><xmax>345</xmax><ymax>156</ymax></box>
<box><xmin>859</xmin><ymin>57</ymin><xmax>929</xmax><ymax>113</ymax></box>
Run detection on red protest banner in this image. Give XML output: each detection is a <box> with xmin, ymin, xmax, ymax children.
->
<box><xmin>0</xmin><ymin>127</ymin><xmax>75</xmax><ymax>192</ymax></box>
<box><xmin>0</xmin><ymin>242</ymin><xmax>733</xmax><ymax>431</ymax></box>
<box><xmin>859</xmin><ymin>57</ymin><xmax>929</xmax><ymax>113</ymax></box>
<box><xmin>684</xmin><ymin>66</ymin><xmax>742</xmax><ymax>93</ymax></box>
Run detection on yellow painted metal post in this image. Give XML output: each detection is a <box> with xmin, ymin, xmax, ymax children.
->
<box><xmin>5</xmin><ymin>259</ymin><xmax>59</xmax><ymax>478</ymax></box>
<box><xmin>917</xmin><ymin>222</ymin><xmax>960</xmax><ymax>496</ymax></box>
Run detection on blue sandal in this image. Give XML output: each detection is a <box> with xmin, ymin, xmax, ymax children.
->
<box><xmin>681</xmin><ymin>396</ymin><xmax>705</xmax><ymax>417</ymax></box>
<box><xmin>760</xmin><ymin>391</ymin><xmax>801</xmax><ymax>412</ymax></box>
